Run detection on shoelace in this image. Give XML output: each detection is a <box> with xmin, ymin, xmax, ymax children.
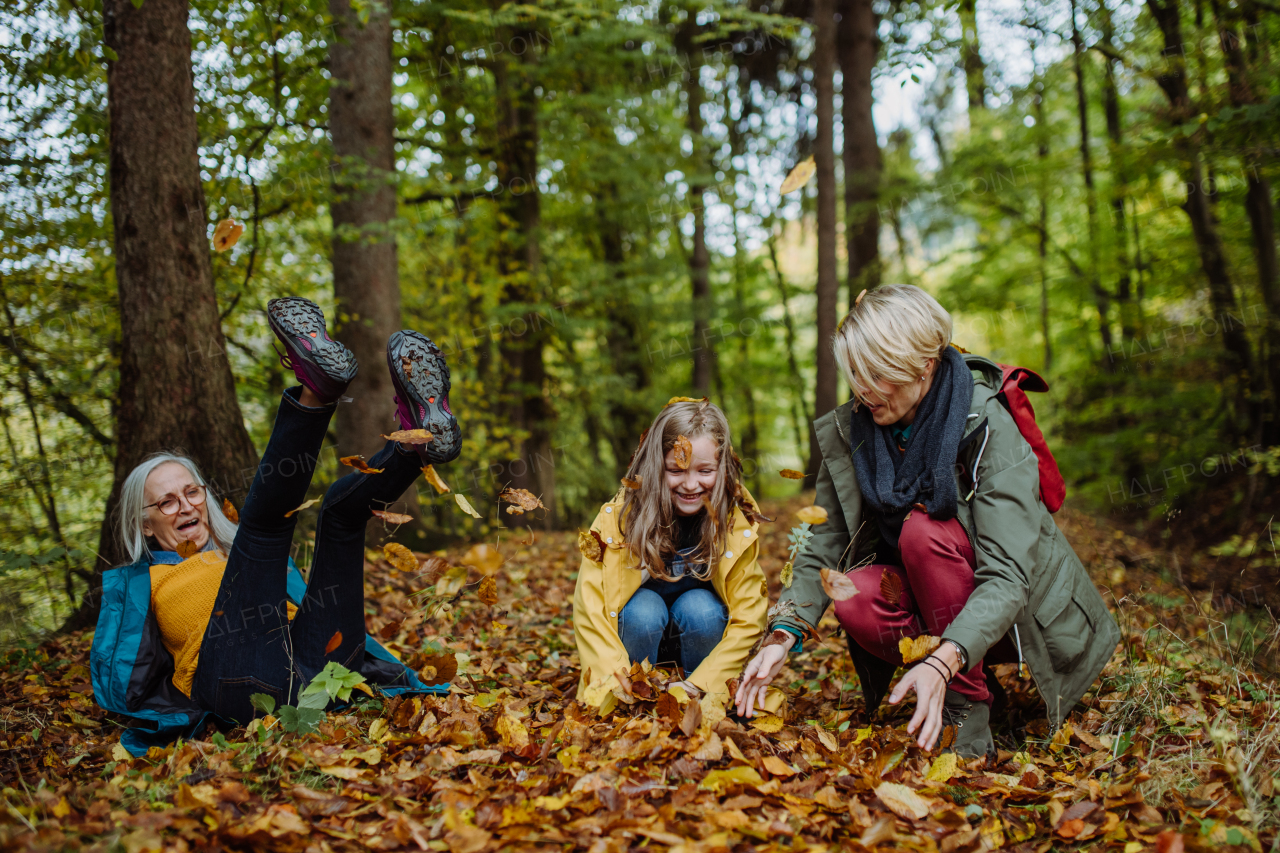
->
<box><xmin>942</xmin><ymin>699</ymin><xmax>971</xmax><ymax>730</ymax></box>
<box><xmin>272</xmin><ymin>341</ymin><xmax>296</xmax><ymax>372</ymax></box>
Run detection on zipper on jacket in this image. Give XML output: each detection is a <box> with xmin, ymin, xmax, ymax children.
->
<box><xmin>1013</xmin><ymin>623</ymin><xmax>1027</xmax><ymax>678</ymax></box>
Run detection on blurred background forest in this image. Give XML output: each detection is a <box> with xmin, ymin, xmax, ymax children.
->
<box><xmin>0</xmin><ymin>0</ymin><xmax>1277</xmax><ymax>642</ymax></box>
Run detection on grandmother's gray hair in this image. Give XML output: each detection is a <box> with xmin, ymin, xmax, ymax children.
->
<box><xmin>117</xmin><ymin>452</ymin><xmax>238</xmax><ymax>564</ymax></box>
<box><xmin>832</xmin><ymin>284</ymin><xmax>953</xmax><ymax>404</ymax></box>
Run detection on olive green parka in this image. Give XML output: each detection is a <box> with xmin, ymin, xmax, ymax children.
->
<box><xmin>773</xmin><ymin>354</ymin><xmax>1119</xmax><ymax>731</ymax></box>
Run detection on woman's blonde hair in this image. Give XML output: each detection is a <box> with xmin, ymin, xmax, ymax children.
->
<box><xmin>618</xmin><ymin>401</ymin><xmax>743</xmax><ymax>581</ymax></box>
<box><xmin>833</xmin><ymin>284</ymin><xmax>953</xmax><ymax>405</ymax></box>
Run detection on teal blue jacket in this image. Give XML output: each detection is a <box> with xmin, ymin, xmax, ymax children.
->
<box><xmin>90</xmin><ymin>552</ymin><xmax>446</xmax><ymax>756</ymax></box>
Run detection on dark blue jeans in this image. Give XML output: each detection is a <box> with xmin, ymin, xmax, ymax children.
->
<box><xmin>618</xmin><ymin>574</ymin><xmax>729</xmax><ymax>676</ymax></box>
<box><xmin>190</xmin><ymin>387</ymin><xmax>423</xmax><ymax>722</ymax></box>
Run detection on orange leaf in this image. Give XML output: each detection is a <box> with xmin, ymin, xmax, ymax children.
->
<box><xmin>372</xmin><ymin>509</ymin><xmax>413</xmax><ymax>525</ymax></box>
<box><xmin>421</xmin><ymin>465</ymin><xmax>450</xmax><ymax>494</ymax></box>
<box><xmin>477</xmin><ymin>576</ymin><xmax>498</xmax><ymax>606</ymax></box>
<box><xmin>899</xmin><ymin>634</ymin><xmax>941</xmax><ymax>663</ymax></box>
<box><xmin>221</xmin><ymin>498</ymin><xmax>239</xmax><ymax>523</ymax></box>
<box><xmin>383</xmin><ymin>428</ymin><xmax>434</xmax><ymax>445</ymax></box>
<box><xmin>176</xmin><ymin>540</ymin><xmax>199</xmax><ymax>559</ymax></box>
<box><xmin>621</xmin><ymin>477</ymin><xmax>642</xmax><ymax>490</ymax></box>
<box><xmin>383</xmin><ymin>542</ymin><xmax>419</xmax><ymax>572</ymax></box>
<box><xmin>672</xmin><ymin>435</ymin><xmax>693</xmax><ymax>470</ymax></box>
<box><xmin>461</xmin><ymin>543</ymin><xmax>504</xmax><ymax>575</ymax></box>
<box><xmin>1155</xmin><ymin>831</ymin><xmax>1185</xmax><ymax>853</ymax></box>
<box><xmin>325</xmin><ymin>631</ymin><xmax>343</xmax><ymax>654</ymax></box>
<box><xmin>821</xmin><ymin>568</ymin><xmax>860</xmax><ymax>601</ymax></box>
<box><xmin>341</xmin><ymin>455</ymin><xmax>384</xmax><ymax>474</ymax></box>
<box><xmin>779</xmin><ymin>469</ymin><xmax>806</xmax><ymax>480</ymax></box>
<box><xmin>1057</xmin><ymin>819</ymin><xmax>1085</xmax><ymax>839</ymax></box>
<box><xmin>212</xmin><ymin>218</ymin><xmax>244</xmax><ymax>252</ymax></box>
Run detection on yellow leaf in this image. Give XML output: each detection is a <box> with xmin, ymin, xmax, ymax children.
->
<box><xmin>383</xmin><ymin>542</ymin><xmax>419</xmax><ymax>572</ymax></box>
<box><xmin>666</xmin><ymin>396</ymin><xmax>706</xmax><ymax>406</ymax></box>
<box><xmin>779</xmin><ymin>469</ymin><xmax>806</xmax><ymax>480</ymax></box>
<box><xmin>51</xmin><ymin>797</ymin><xmax>71</xmax><ymax>818</ymax></box>
<box><xmin>533</xmin><ymin>794</ymin><xmax>573</xmax><ymax>810</ymax></box>
<box><xmin>852</xmin><ymin>726</ymin><xmax>874</xmax><ymax>744</ymax></box>
<box><xmin>780</xmin><ymin>561</ymin><xmax>794</xmax><ymax>588</ymax></box>
<box><xmin>749</xmin><ymin>713</ymin><xmax>785</xmax><ymax>733</ymax></box>
<box><xmin>495</xmin><ymin>713</ymin><xmax>530</xmax><ymax>750</ymax></box>
<box><xmin>421</xmin><ymin>465</ymin><xmax>451</xmax><ymax>494</ymax></box>
<box><xmin>761</xmin><ymin>755</ymin><xmax>796</xmax><ymax>777</ymax></box>
<box><xmin>352</xmin><ymin>681</ymin><xmax>374</xmax><ymax>697</ymax></box>
<box><xmin>700</xmin><ymin>766</ymin><xmax>766</xmax><ymax>792</ymax></box>
<box><xmin>368</xmin><ymin>718</ymin><xmax>389</xmax><ymax>742</ymax></box>
<box><xmin>111</xmin><ymin>742</ymin><xmax>132</xmax><ymax>762</ymax></box>
<box><xmin>284</xmin><ymin>498</ymin><xmax>319</xmax><ymax>518</ymax></box>
<box><xmin>875</xmin><ymin>782</ymin><xmax>931</xmax><ymax>820</ymax></box>
<box><xmin>899</xmin><ymin>634</ymin><xmax>941</xmax><ymax>663</ymax></box>
<box><xmin>462</xmin><ymin>543</ymin><xmax>504</xmax><ymax>575</ymax></box>
<box><xmin>455</xmin><ymin>493</ymin><xmax>483</xmax><ymax>519</ymax></box>
<box><xmin>796</xmin><ymin>504</ymin><xmax>828</xmax><ymax>525</ymax></box>
<box><xmin>780</xmin><ymin>156</ymin><xmax>816</xmax><ymax>195</ymax></box>
<box><xmin>926</xmin><ymin>752</ymin><xmax>959</xmax><ymax>783</ymax></box>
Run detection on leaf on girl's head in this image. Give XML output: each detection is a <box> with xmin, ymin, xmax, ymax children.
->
<box><xmin>780</xmin><ymin>561</ymin><xmax>794</xmax><ymax>589</ymax></box>
<box><xmin>382</xmin><ymin>542</ymin><xmax>418</xmax><ymax>573</ymax></box>
<box><xmin>341</xmin><ymin>455</ymin><xmax>384</xmax><ymax>474</ymax></box>
<box><xmin>779</xmin><ymin>469</ymin><xmax>806</xmax><ymax>480</ymax></box>
<box><xmin>796</xmin><ymin>505</ymin><xmax>828</xmax><ymax>525</ymax></box>
<box><xmin>577</xmin><ymin>529</ymin><xmax>606</xmax><ymax>562</ymax></box>
<box><xmin>880</xmin><ymin>569</ymin><xmax>903</xmax><ymax>605</ymax></box>
<box><xmin>499</xmin><ymin>487</ymin><xmax>545</xmax><ymax>514</ymax></box>
<box><xmin>421</xmin><ymin>465</ymin><xmax>450</xmax><ymax>494</ymax></box>
<box><xmin>221</xmin><ymin>499</ymin><xmax>239</xmax><ymax>523</ymax></box>
<box><xmin>454</xmin><ymin>493</ymin><xmax>483</xmax><ymax>519</ymax></box>
<box><xmin>383</xmin><ymin>428</ymin><xmax>434</xmax><ymax>445</ymax></box>
<box><xmin>779</xmin><ymin>156</ymin><xmax>816</xmax><ymax>195</ymax></box>
<box><xmin>325</xmin><ymin>631</ymin><xmax>343</xmax><ymax>654</ymax></box>
<box><xmin>284</xmin><ymin>498</ymin><xmax>319</xmax><ymax>517</ymax></box>
<box><xmin>461</xmin><ymin>543</ymin><xmax>504</xmax><ymax>575</ymax></box>
<box><xmin>899</xmin><ymin>634</ymin><xmax>941</xmax><ymax>663</ymax></box>
<box><xmin>672</xmin><ymin>435</ymin><xmax>693</xmax><ymax>470</ymax></box>
<box><xmin>176</xmin><ymin>540</ymin><xmax>199</xmax><ymax>559</ymax></box>
<box><xmin>666</xmin><ymin>396</ymin><xmax>707</xmax><ymax>407</ymax></box>
<box><xmin>621</xmin><ymin>476</ymin><xmax>641</xmax><ymax>490</ymax></box>
<box><xmin>372</xmin><ymin>509</ymin><xmax>413</xmax><ymax>525</ymax></box>
<box><xmin>418</xmin><ymin>652</ymin><xmax>457</xmax><ymax>686</ymax></box>
<box><xmin>821</xmin><ymin>568</ymin><xmax>860</xmax><ymax>601</ymax></box>
<box><xmin>212</xmin><ymin>218</ymin><xmax>244</xmax><ymax>252</ymax></box>
<box><xmin>477</xmin><ymin>575</ymin><xmax>498</xmax><ymax>606</ymax></box>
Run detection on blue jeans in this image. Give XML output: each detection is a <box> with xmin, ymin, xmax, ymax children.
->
<box><xmin>190</xmin><ymin>387</ymin><xmax>424</xmax><ymax>722</ymax></box>
<box><xmin>619</xmin><ymin>575</ymin><xmax>729</xmax><ymax>676</ymax></box>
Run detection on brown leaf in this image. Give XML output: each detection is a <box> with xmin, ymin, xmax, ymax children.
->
<box><xmin>379</xmin><ymin>620</ymin><xmax>402</xmax><ymax>639</ymax></box>
<box><xmin>176</xmin><ymin>540</ymin><xmax>199</xmax><ymax>559</ymax></box>
<box><xmin>672</xmin><ymin>435</ymin><xmax>693</xmax><ymax>470</ymax></box>
<box><xmin>880</xmin><ymin>569</ymin><xmax>903</xmax><ymax>605</ymax></box>
<box><xmin>284</xmin><ymin>498</ymin><xmax>319</xmax><ymax>517</ymax></box>
<box><xmin>779</xmin><ymin>469</ymin><xmax>806</xmax><ymax>480</ymax></box>
<box><xmin>680</xmin><ymin>698</ymin><xmax>703</xmax><ymax>737</ymax></box>
<box><xmin>656</xmin><ymin>692</ymin><xmax>682</xmax><ymax>728</ymax></box>
<box><xmin>340</xmin><ymin>455</ymin><xmax>384</xmax><ymax>474</ymax></box>
<box><xmin>221</xmin><ymin>498</ymin><xmax>239</xmax><ymax>523</ymax></box>
<box><xmin>477</xmin><ymin>576</ymin><xmax>498</xmax><ymax>606</ymax></box>
<box><xmin>900</xmin><ymin>634</ymin><xmax>941</xmax><ymax>663</ymax></box>
<box><xmin>821</xmin><ymin>568</ymin><xmax>860</xmax><ymax>601</ymax></box>
<box><xmin>212</xmin><ymin>218</ymin><xmax>244</xmax><ymax>252</ymax></box>
<box><xmin>383</xmin><ymin>542</ymin><xmax>419</xmax><ymax>573</ymax></box>
<box><xmin>578</xmin><ymin>529</ymin><xmax>606</xmax><ymax>562</ymax></box>
<box><xmin>421</xmin><ymin>465</ymin><xmax>451</xmax><ymax>494</ymax></box>
<box><xmin>382</xmin><ymin>428</ymin><xmax>434</xmax><ymax>445</ymax></box>
<box><xmin>499</xmin><ymin>488</ymin><xmax>545</xmax><ymax>514</ymax></box>
<box><xmin>418</xmin><ymin>652</ymin><xmax>457</xmax><ymax>687</ymax></box>
<box><xmin>939</xmin><ymin>725</ymin><xmax>956</xmax><ymax>749</ymax></box>
<box><xmin>621</xmin><ymin>476</ymin><xmax>642</xmax><ymax>490</ymax></box>
<box><xmin>325</xmin><ymin>631</ymin><xmax>343</xmax><ymax>654</ymax></box>
<box><xmin>1058</xmin><ymin>801</ymin><xmax>1099</xmax><ymax>826</ymax></box>
<box><xmin>1155</xmin><ymin>830</ymin><xmax>1185</xmax><ymax>853</ymax></box>
<box><xmin>372</xmin><ymin>509</ymin><xmax>413</xmax><ymax>525</ymax></box>
<box><xmin>461</xmin><ymin>543</ymin><xmax>504</xmax><ymax>575</ymax></box>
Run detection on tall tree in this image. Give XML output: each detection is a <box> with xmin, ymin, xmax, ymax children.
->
<box><xmin>328</xmin><ymin>0</ymin><xmax>401</xmax><ymax>462</ymax></box>
<box><xmin>64</xmin><ymin>0</ymin><xmax>259</xmax><ymax>630</ymax></box>
<box><xmin>838</xmin><ymin>0</ymin><xmax>881</xmax><ymax>305</ymax></box>
<box><xmin>675</xmin><ymin>8</ymin><xmax>714</xmax><ymax>394</ymax></box>
<box><xmin>1097</xmin><ymin>0</ymin><xmax>1139</xmax><ymax>342</ymax></box>
<box><xmin>810</xmin><ymin>0</ymin><xmax>840</xmax><ymax>477</ymax></box>
<box><xmin>958</xmin><ymin>0</ymin><xmax>987</xmax><ymax>111</ymax></box>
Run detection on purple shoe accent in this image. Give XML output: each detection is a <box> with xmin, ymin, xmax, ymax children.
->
<box><xmin>386</xmin><ymin>331</ymin><xmax>462</xmax><ymax>464</ymax></box>
<box><xmin>267</xmin><ymin>297</ymin><xmax>357</xmax><ymax>405</ymax></box>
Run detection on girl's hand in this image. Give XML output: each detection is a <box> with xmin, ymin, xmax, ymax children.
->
<box><xmin>734</xmin><ymin>636</ymin><xmax>792</xmax><ymax>717</ymax></box>
<box><xmin>887</xmin><ymin>644</ymin><xmax>961</xmax><ymax>750</ymax></box>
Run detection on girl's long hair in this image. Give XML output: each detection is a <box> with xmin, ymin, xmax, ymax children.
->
<box><xmin>618</xmin><ymin>401</ymin><xmax>743</xmax><ymax>581</ymax></box>
<box><xmin>117</xmin><ymin>452</ymin><xmax>238</xmax><ymax>564</ymax></box>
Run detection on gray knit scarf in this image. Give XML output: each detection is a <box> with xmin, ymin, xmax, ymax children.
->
<box><xmin>848</xmin><ymin>346</ymin><xmax>973</xmax><ymax>550</ymax></box>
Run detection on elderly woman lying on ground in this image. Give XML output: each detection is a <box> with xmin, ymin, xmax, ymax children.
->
<box><xmin>91</xmin><ymin>297</ymin><xmax>461</xmax><ymax>754</ymax></box>
<box><xmin>735</xmin><ymin>284</ymin><xmax>1120</xmax><ymax>759</ymax></box>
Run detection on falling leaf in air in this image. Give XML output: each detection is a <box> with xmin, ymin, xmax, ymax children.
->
<box><xmin>672</xmin><ymin>435</ymin><xmax>693</xmax><ymax>470</ymax></box>
<box><xmin>780</xmin><ymin>561</ymin><xmax>794</xmax><ymax>588</ymax></box>
<box><xmin>779</xmin><ymin>156</ymin><xmax>816</xmax><ymax>195</ymax></box>
<box><xmin>221</xmin><ymin>498</ymin><xmax>239</xmax><ymax>523</ymax></box>
<box><xmin>875</xmin><ymin>781</ymin><xmax>930</xmax><ymax>820</ymax></box>
<box><xmin>796</xmin><ymin>504</ymin><xmax>828</xmax><ymax>525</ymax></box>
<box><xmin>821</xmin><ymin>567</ymin><xmax>860</xmax><ymax>601</ymax></box>
<box><xmin>779</xmin><ymin>469</ymin><xmax>806</xmax><ymax>480</ymax></box>
<box><xmin>621</xmin><ymin>476</ymin><xmax>641</xmax><ymax>490</ymax></box>
<box><xmin>212</xmin><ymin>218</ymin><xmax>244</xmax><ymax>252</ymax></box>
<box><xmin>284</xmin><ymin>498</ymin><xmax>319</xmax><ymax>517</ymax></box>
<box><xmin>477</xmin><ymin>576</ymin><xmax>499</xmax><ymax>606</ymax></box>
<box><xmin>880</xmin><ymin>569</ymin><xmax>903</xmax><ymax>605</ymax></box>
<box><xmin>383</xmin><ymin>428</ymin><xmax>434</xmax><ymax>445</ymax></box>
<box><xmin>372</xmin><ymin>509</ymin><xmax>413</xmax><ymax>525</ymax></box>
<box><xmin>383</xmin><ymin>542</ymin><xmax>419</xmax><ymax>573</ymax></box>
<box><xmin>899</xmin><ymin>634</ymin><xmax>941</xmax><ymax>663</ymax></box>
<box><xmin>421</xmin><ymin>465</ymin><xmax>450</xmax><ymax>494</ymax></box>
<box><xmin>578</xmin><ymin>529</ymin><xmax>606</xmax><ymax>562</ymax></box>
<box><xmin>461</xmin><ymin>543</ymin><xmax>504</xmax><ymax>575</ymax></box>
<box><xmin>341</xmin><ymin>455</ymin><xmax>385</xmax><ymax>474</ymax></box>
<box><xmin>454</xmin><ymin>493</ymin><xmax>483</xmax><ymax>519</ymax></box>
<box><xmin>325</xmin><ymin>631</ymin><xmax>343</xmax><ymax>654</ymax></box>
<box><xmin>499</xmin><ymin>487</ymin><xmax>545</xmax><ymax>515</ymax></box>
<box><xmin>665</xmin><ymin>396</ymin><xmax>707</xmax><ymax>407</ymax></box>
<box><xmin>176</xmin><ymin>540</ymin><xmax>199</xmax><ymax>559</ymax></box>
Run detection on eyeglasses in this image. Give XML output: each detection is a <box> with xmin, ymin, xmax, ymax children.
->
<box><xmin>143</xmin><ymin>484</ymin><xmax>208</xmax><ymax>516</ymax></box>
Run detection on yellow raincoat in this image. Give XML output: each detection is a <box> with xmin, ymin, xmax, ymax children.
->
<box><xmin>573</xmin><ymin>489</ymin><xmax>782</xmax><ymax>712</ymax></box>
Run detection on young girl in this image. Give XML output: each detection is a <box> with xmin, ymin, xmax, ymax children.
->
<box><xmin>573</xmin><ymin>400</ymin><xmax>770</xmax><ymax>708</ymax></box>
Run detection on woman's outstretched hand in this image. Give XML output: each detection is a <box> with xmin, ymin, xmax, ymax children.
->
<box><xmin>734</xmin><ymin>635</ymin><xmax>793</xmax><ymax>717</ymax></box>
<box><xmin>888</xmin><ymin>643</ymin><xmax>962</xmax><ymax>750</ymax></box>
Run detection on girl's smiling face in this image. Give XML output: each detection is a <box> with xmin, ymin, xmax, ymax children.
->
<box><xmin>665</xmin><ymin>435</ymin><xmax>719</xmax><ymax>516</ymax></box>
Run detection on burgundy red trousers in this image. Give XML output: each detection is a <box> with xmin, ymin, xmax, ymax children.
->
<box><xmin>833</xmin><ymin>511</ymin><xmax>991</xmax><ymax>704</ymax></box>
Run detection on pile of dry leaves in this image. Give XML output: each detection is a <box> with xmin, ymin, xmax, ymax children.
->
<box><xmin>1</xmin><ymin>498</ymin><xmax>1276</xmax><ymax>853</ymax></box>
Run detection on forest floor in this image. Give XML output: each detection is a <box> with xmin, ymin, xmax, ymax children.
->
<box><xmin>1</xmin><ymin>496</ymin><xmax>1277</xmax><ymax>853</ymax></box>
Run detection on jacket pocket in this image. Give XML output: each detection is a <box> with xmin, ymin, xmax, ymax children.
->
<box><xmin>1034</xmin><ymin>556</ymin><xmax>1097</xmax><ymax>674</ymax></box>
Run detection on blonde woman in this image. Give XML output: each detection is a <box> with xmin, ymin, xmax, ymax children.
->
<box><xmin>735</xmin><ymin>285</ymin><xmax>1119</xmax><ymax>759</ymax></box>
<box><xmin>574</xmin><ymin>401</ymin><xmax>774</xmax><ymax>708</ymax></box>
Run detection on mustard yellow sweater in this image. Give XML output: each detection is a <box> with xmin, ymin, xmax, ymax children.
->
<box><xmin>150</xmin><ymin>551</ymin><xmax>297</xmax><ymax>697</ymax></box>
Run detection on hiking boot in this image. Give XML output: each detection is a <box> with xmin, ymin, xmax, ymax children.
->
<box><xmin>942</xmin><ymin>689</ymin><xmax>996</xmax><ymax>760</ymax></box>
<box><xmin>386</xmin><ymin>330</ymin><xmax>461</xmax><ymax>464</ymax></box>
<box><xmin>267</xmin><ymin>297</ymin><xmax>357</xmax><ymax>405</ymax></box>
